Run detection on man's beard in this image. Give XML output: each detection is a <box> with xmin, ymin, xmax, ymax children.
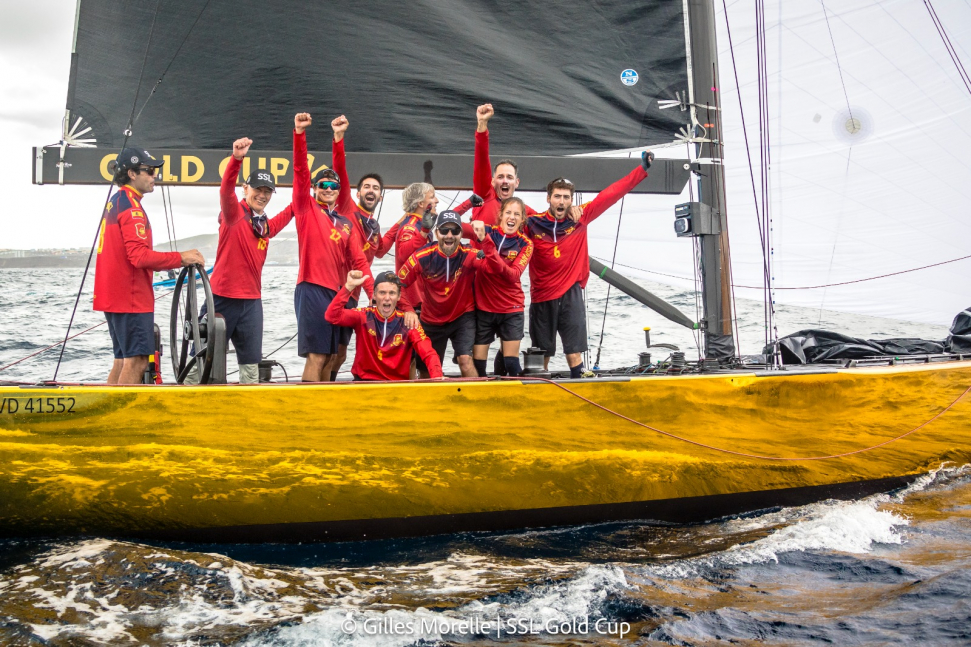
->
<box><xmin>360</xmin><ymin>192</ymin><xmax>378</xmax><ymax>211</ymax></box>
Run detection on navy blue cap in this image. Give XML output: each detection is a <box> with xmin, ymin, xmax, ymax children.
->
<box><xmin>246</xmin><ymin>170</ymin><xmax>277</xmax><ymax>191</ymax></box>
<box><xmin>312</xmin><ymin>168</ymin><xmax>339</xmax><ymax>184</ymax></box>
<box><xmin>115</xmin><ymin>147</ymin><xmax>163</xmax><ymax>173</ymax></box>
<box><xmin>435</xmin><ymin>210</ymin><xmax>462</xmax><ymax>230</ymax></box>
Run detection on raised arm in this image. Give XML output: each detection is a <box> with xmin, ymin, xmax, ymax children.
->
<box><xmin>266</xmin><ymin>204</ymin><xmax>295</xmax><ymax>238</ymax></box>
<box><xmin>325</xmin><ymin>281</ymin><xmax>367</xmax><ymax>327</ymax></box>
<box><xmin>473</xmin><ymin>104</ymin><xmax>495</xmax><ymax>205</ymax></box>
<box><xmin>331</xmin><ymin>115</ymin><xmax>355</xmax><ymax>216</ymax></box>
<box><xmin>220</xmin><ymin>140</ymin><xmax>249</xmax><ymax>226</ymax></box>
<box><xmin>375</xmin><ymin>216</ymin><xmax>404</xmax><ymax>259</ymax></box>
<box><xmin>580</xmin><ymin>155</ymin><xmax>651</xmax><ymax>225</ymax></box>
<box><xmin>292</xmin><ymin>113</ymin><xmax>313</xmax><ymax>214</ymax></box>
<box><xmin>347</xmin><ymin>226</ymin><xmax>375</xmax><ymax>301</ymax></box>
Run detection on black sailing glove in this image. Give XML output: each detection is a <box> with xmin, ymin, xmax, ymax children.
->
<box><xmin>641</xmin><ymin>151</ymin><xmax>655</xmax><ymax>170</ymax></box>
<box><xmin>470</xmin><ymin>193</ymin><xmax>484</xmax><ymax>208</ymax></box>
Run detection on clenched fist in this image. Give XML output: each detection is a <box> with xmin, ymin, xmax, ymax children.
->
<box><xmin>294</xmin><ymin>113</ymin><xmax>312</xmax><ymax>134</ymax></box>
<box><xmin>232</xmin><ymin>137</ymin><xmax>253</xmax><ymax>161</ymax></box>
<box><xmin>332</xmin><ymin>115</ymin><xmax>349</xmax><ymax>142</ymax></box>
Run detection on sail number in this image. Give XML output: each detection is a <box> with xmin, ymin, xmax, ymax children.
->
<box><xmin>1</xmin><ymin>397</ymin><xmax>76</xmax><ymax>414</ymax></box>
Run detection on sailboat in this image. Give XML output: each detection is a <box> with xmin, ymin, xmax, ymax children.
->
<box><xmin>3</xmin><ymin>0</ymin><xmax>970</xmax><ymax>542</ymax></box>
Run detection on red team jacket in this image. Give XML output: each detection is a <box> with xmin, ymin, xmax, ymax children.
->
<box><xmin>397</xmin><ymin>243</ymin><xmax>482</xmax><ymax>325</ymax></box>
<box><xmin>526</xmin><ymin>166</ymin><xmax>648</xmax><ymax>303</ymax></box>
<box><xmin>325</xmin><ymin>287</ymin><xmax>443</xmax><ymax>380</ymax></box>
<box><xmin>461</xmin><ymin>223</ymin><xmax>533</xmax><ymax>313</ymax></box>
<box><xmin>209</xmin><ymin>156</ymin><xmax>294</xmax><ymax>299</ymax></box>
<box><xmin>292</xmin><ymin>130</ymin><xmax>373</xmax><ymax>298</ymax></box>
<box><xmin>472</xmin><ymin>130</ymin><xmax>538</xmax><ymax>225</ymax></box>
<box><xmin>94</xmin><ymin>185</ymin><xmax>182</xmax><ymax>313</ymax></box>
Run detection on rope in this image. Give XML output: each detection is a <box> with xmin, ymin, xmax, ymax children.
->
<box><xmin>593</xmin><ymin>161</ymin><xmax>630</xmax><ymax>369</ymax></box>
<box><xmin>820</xmin><ymin>0</ymin><xmax>854</xmax><ymax>122</ymax></box>
<box><xmin>501</xmin><ymin>375</ymin><xmax>971</xmax><ymax>462</ymax></box>
<box><xmin>923</xmin><ymin>0</ymin><xmax>971</xmax><ymax>98</ymax></box>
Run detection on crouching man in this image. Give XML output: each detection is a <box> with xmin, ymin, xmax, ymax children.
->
<box><xmin>325</xmin><ymin>270</ymin><xmax>443</xmax><ymax>381</ymax></box>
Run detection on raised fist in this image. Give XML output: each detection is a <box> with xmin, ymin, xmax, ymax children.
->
<box><xmin>331</xmin><ymin>115</ymin><xmax>349</xmax><ymax>141</ymax></box>
<box><xmin>641</xmin><ymin>150</ymin><xmax>654</xmax><ymax>170</ymax></box>
<box><xmin>471</xmin><ymin>220</ymin><xmax>486</xmax><ymax>241</ymax></box>
<box><xmin>345</xmin><ymin>269</ymin><xmax>366</xmax><ymax>291</ymax></box>
<box><xmin>232</xmin><ymin>137</ymin><xmax>253</xmax><ymax>161</ymax></box>
<box><xmin>294</xmin><ymin>113</ymin><xmax>312</xmax><ymax>133</ymax></box>
<box><xmin>469</xmin><ymin>193</ymin><xmax>484</xmax><ymax>208</ymax></box>
<box><xmin>420</xmin><ymin>207</ymin><xmax>436</xmax><ymax>232</ymax></box>
<box><xmin>476</xmin><ymin>104</ymin><xmax>494</xmax><ymax>122</ymax></box>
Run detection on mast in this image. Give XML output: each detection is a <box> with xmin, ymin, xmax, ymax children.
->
<box><xmin>684</xmin><ymin>0</ymin><xmax>736</xmax><ymax>360</ymax></box>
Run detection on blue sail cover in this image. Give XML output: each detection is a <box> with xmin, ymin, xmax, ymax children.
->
<box><xmin>67</xmin><ymin>0</ymin><xmax>688</xmax><ymax>154</ymax></box>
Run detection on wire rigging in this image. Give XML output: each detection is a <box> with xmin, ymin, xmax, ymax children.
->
<box><xmin>923</xmin><ymin>0</ymin><xmax>971</xmax><ymax>97</ymax></box>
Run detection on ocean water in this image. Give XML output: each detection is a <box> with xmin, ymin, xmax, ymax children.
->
<box><xmin>1</xmin><ymin>267</ymin><xmax>969</xmax><ymax>645</ymax></box>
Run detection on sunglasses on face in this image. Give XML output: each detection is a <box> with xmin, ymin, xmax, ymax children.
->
<box><xmin>316</xmin><ymin>180</ymin><xmax>340</xmax><ymax>190</ymax></box>
<box><xmin>137</xmin><ymin>167</ymin><xmax>159</xmax><ymax>176</ymax></box>
<box><xmin>437</xmin><ymin>226</ymin><xmax>461</xmax><ymax>236</ymax></box>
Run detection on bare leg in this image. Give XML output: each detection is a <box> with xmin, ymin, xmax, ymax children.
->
<box><xmin>107</xmin><ymin>358</ymin><xmax>124</xmax><ymax>385</ymax></box>
<box><xmin>456</xmin><ymin>355</ymin><xmax>477</xmax><ymax>377</ymax></box>
<box><xmin>302</xmin><ymin>353</ymin><xmax>330</xmax><ymax>382</ymax></box>
<box><xmin>566</xmin><ymin>352</ymin><xmax>583</xmax><ymax>369</ymax></box>
<box><xmin>501</xmin><ymin>339</ymin><xmax>521</xmax><ymax>359</ymax></box>
<box><xmin>472</xmin><ymin>344</ymin><xmax>490</xmax><ymax>361</ymax></box>
<box><xmin>117</xmin><ymin>356</ymin><xmax>149</xmax><ymax>385</ymax></box>
<box><xmin>326</xmin><ymin>345</ymin><xmax>348</xmax><ymax>381</ymax></box>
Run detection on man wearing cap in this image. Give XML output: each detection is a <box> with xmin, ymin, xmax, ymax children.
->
<box><xmin>186</xmin><ymin>136</ymin><xmax>295</xmax><ymax>385</ymax></box>
<box><xmin>325</xmin><ymin>270</ymin><xmax>443</xmax><ymax>381</ymax></box>
<box><xmin>94</xmin><ymin>147</ymin><xmax>204</xmax><ymax>384</ymax></box>
<box><xmin>292</xmin><ymin>112</ymin><xmax>374</xmax><ymax>382</ymax></box>
<box><xmin>396</xmin><ymin>210</ymin><xmax>483</xmax><ymax>378</ymax></box>
<box><xmin>526</xmin><ymin>152</ymin><xmax>654</xmax><ymax>378</ymax></box>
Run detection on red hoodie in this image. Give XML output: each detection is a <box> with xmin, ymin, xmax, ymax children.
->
<box><xmin>93</xmin><ymin>185</ymin><xmax>182</xmax><ymax>313</ymax></box>
<box><xmin>325</xmin><ymin>287</ymin><xmax>443</xmax><ymax>380</ymax></box>
<box><xmin>525</xmin><ymin>165</ymin><xmax>648</xmax><ymax>303</ymax></box>
<box><xmin>209</xmin><ymin>156</ymin><xmax>295</xmax><ymax>299</ymax></box>
<box><xmin>292</xmin><ymin>130</ymin><xmax>373</xmax><ymax>299</ymax></box>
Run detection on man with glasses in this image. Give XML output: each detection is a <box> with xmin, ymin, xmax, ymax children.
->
<box><xmin>292</xmin><ymin>113</ymin><xmax>374</xmax><ymax>382</ymax></box>
<box><xmin>94</xmin><ymin>147</ymin><xmax>204</xmax><ymax>384</ymax></box>
<box><xmin>325</xmin><ymin>270</ymin><xmax>443</xmax><ymax>381</ymax></box>
<box><xmin>527</xmin><ymin>152</ymin><xmax>654</xmax><ymax>378</ymax></box>
<box><xmin>396</xmin><ymin>210</ymin><xmax>483</xmax><ymax>377</ymax></box>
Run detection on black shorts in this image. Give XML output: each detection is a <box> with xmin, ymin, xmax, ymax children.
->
<box><xmin>422</xmin><ymin>311</ymin><xmax>476</xmax><ymax>362</ymax></box>
<box><xmin>200</xmin><ymin>296</ymin><xmax>264</xmax><ymax>365</ymax></box>
<box><xmin>475</xmin><ymin>310</ymin><xmax>525</xmax><ymax>346</ymax></box>
<box><xmin>529</xmin><ymin>282</ymin><xmax>588</xmax><ymax>357</ymax></box>
<box><xmin>294</xmin><ymin>282</ymin><xmax>355</xmax><ymax>357</ymax></box>
<box><xmin>105</xmin><ymin>312</ymin><xmax>155</xmax><ymax>359</ymax></box>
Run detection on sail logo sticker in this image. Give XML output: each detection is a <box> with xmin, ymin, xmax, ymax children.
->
<box><xmin>620</xmin><ymin>69</ymin><xmax>638</xmax><ymax>86</ymax></box>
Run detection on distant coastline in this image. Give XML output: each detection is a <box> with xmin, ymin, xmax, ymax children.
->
<box><xmin>0</xmin><ymin>233</ymin><xmax>300</xmax><ymax>268</ymax></box>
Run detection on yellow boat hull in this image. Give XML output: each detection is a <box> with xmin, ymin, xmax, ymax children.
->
<box><xmin>2</xmin><ymin>361</ymin><xmax>970</xmax><ymax>541</ymax></box>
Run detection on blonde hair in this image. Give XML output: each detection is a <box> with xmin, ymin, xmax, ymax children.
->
<box><xmin>497</xmin><ymin>197</ymin><xmax>527</xmax><ymax>231</ymax></box>
<box><xmin>402</xmin><ymin>182</ymin><xmax>435</xmax><ymax>213</ymax></box>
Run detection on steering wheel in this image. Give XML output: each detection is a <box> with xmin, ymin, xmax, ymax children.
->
<box><xmin>169</xmin><ymin>264</ymin><xmax>216</xmax><ymax>384</ymax></box>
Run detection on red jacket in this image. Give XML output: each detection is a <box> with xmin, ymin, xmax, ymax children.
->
<box><xmin>461</xmin><ymin>223</ymin><xmax>533</xmax><ymax>313</ymax></box>
<box><xmin>526</xmin><ymin>165</ymin><xmax>648</xmax><ymax>303</ymax></box>
<box><xmin>392</xmin><ymin>213</ymin><xmax>428</xmax><ymax>309</ymax></box>
<box><xmin>93</xmin><ymin>185</ymin><xmax>182</xmax><ymax>313</ymax></box>
<box><xmin>325</xmin><ymin>287</ymin><xmax>443</xmax><ymax>380</ymax></box>
<box><xmin>472</xmin><ymin>130</ymin><xmax>538</xmax><ymax>225</ymax></box>
<box><xmin>209</xmin><ymin>156</ymin><xmax>295</xmax><ymax>299</ymax></box>
<box><xmin>397</xmin><ymin>242</ymin><xmax>481</xmax><ymax>324</ymax></box>
<box><xmin>292</xmin><ymin>130</ymin><xmax>373</xmax><ymax>299</ymax></box>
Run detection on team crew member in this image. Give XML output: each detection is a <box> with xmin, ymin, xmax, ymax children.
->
<box><xmin>463</xmin><ymin>198</ymin><xmax>533</xmax><ymax>377</ymax></box>
<box><xmin>397</xmin><ymin>210</ymin><xmax>483</xmax><ymax>377</ymax></box>
<box><xmin>325</xmin><ymin>270</ymin><xmax>443</xmax><ymax>381</ymax></box>
<box><xmin>472</xmin><ymin>104</ymin><xmax>539</xmax><ymax>225</ymax></box>
<box><xmin>291</xmin><ymin>112</ymin><xmax>375</xmax><ymax>382</ymax></box>
<box><xmin>188</xmin><ymin>137</ymin><xmax>294</xmax><ymax>384</ymax></box>
<box><xmin>94</xmin><ymin>148</ymin><xmax>204</xmax><ymax>384</ymax></box>
<box><xmin>527</xmin><ymin>152</ymin><xmax>654</xmax><ymax>377</ymax></box>
<box><xmin>392</xmin><ymin>182</ymin><xmax>439</xmax><ymax>314</ymax></box>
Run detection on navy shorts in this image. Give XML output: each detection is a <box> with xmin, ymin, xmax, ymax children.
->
<box><xmin>200</xmin><ymin>296</ymin><xmax>264</xmax><ymax>365</ymax></box>
<box><xmin>475</xmin><ymin>310</ymin><xmax>525</xmax><ymax>345</ymax></box>
<box><xmin>422</xmin><ymin>311</ymin><xmax>476</xmax><ymax>362</ymax></box>
<box><xmin>105</xmin><ymin>312</ymin><xmax>155</xmax><ymax>359</ymax></box>
<box><xmin>294</xmin><ymin>282</ymin><xmax>356</xmax><ymax>357</ymax></box>
<box><xmin>529</xmin><ymin>282</ymin><xmax>588</xmax><ymax>357</ymax></box>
